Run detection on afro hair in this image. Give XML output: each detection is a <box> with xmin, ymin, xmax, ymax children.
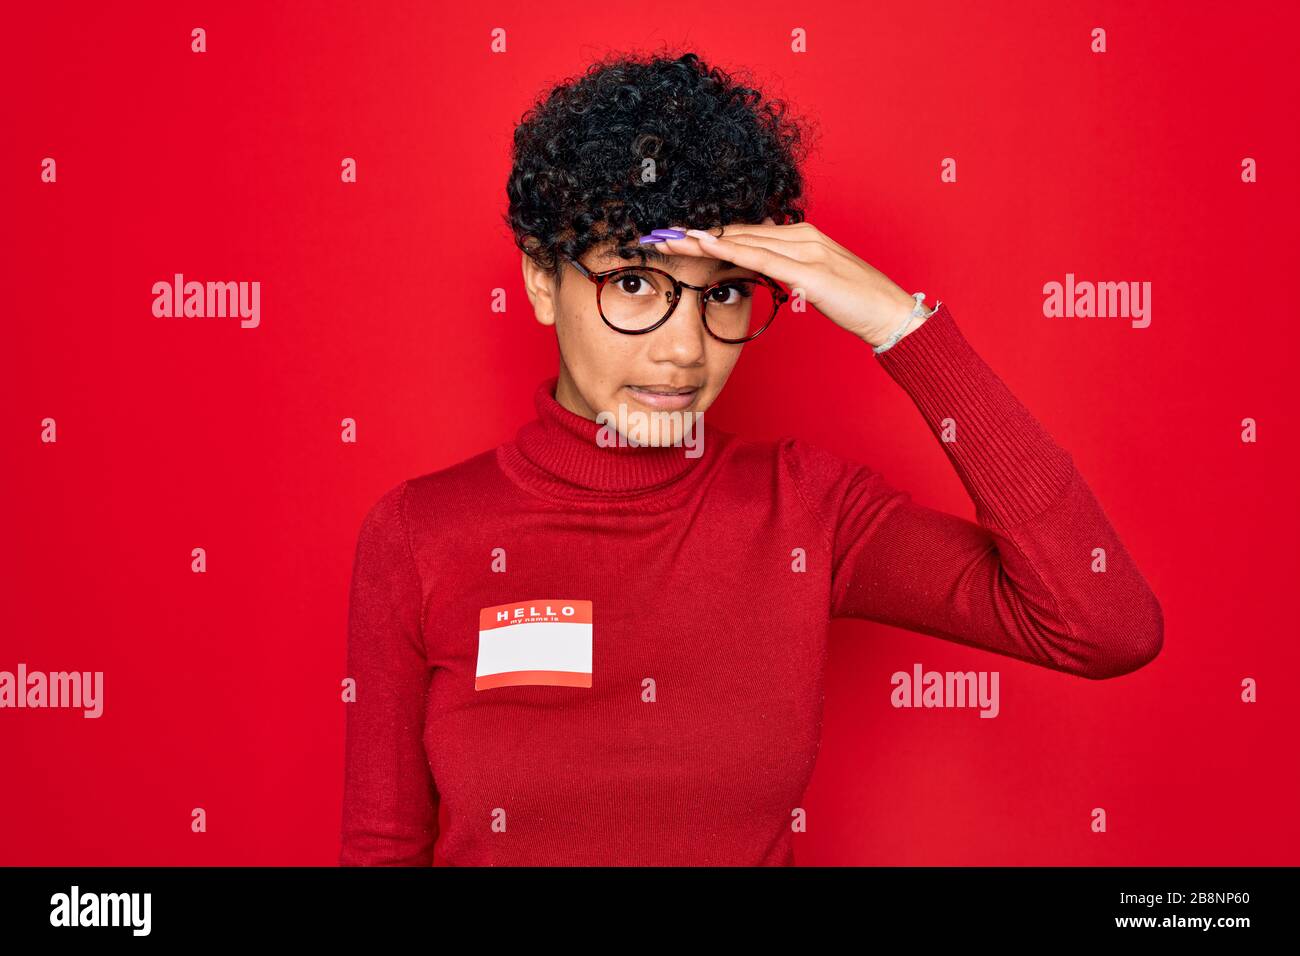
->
<box><xmin>503</xmin><ymin>49</ymin><xmax>817</xmax><ymax>279</ymax></box>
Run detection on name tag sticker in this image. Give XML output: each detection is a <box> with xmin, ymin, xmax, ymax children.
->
<box><xmin>475</xmin><ymin>599</ymin><xmax>593</xmax><ymax>690</ymax></box>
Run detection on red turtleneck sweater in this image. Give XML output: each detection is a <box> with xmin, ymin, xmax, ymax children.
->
<box><xmin>339</xmin><ymin>302</ymin><xmax>1163</xmax><ymax>866</ymax></box>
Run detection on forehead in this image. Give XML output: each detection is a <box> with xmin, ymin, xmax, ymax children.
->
<box><xmin>590</xmin><ymin>240</ymin><xmax>741</xmax><ymax>273</ymax></box>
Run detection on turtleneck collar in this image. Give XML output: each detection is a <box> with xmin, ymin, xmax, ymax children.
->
<box><xmin>496</xmin><ymin>376</ymin><xmax>730</xmax><ymax>504</ymax></box>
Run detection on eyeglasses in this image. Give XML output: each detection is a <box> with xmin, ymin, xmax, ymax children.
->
<box><xmin>566</xmin><ymin>255</ymin><xmax>790</xmax><ymax>344</ymax></box>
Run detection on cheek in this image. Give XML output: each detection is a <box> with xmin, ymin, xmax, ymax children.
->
<box><xmin>557</xmin><ymin>307</ymin><xmax>639</xmax><ymax>393</ymax></box>
<box><xmin>702</xmin><ymin>345</ymin><xmax>742</xmax><ymax>395</ymax></box>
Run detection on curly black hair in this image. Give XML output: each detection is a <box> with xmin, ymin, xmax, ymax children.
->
<box><xmin>503</xmin><ymin>49</ymin><xmax>817</xmax><ymax>280</ymax></box>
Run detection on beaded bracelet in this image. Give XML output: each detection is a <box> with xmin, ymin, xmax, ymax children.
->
<box><xmin>872</xmin><ymin>293</ymin><xmax>940</xmax><ymax>354</ymax></box>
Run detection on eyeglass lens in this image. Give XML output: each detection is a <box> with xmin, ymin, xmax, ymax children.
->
<box><xmin>599</xmin><ymin>268</ymin><xmax>775</xmax><ymax>341</ymax></box>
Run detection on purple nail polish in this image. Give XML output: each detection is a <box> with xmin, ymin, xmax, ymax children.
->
<box><xmin>650</xmin><ymin>228</ymin><xmax>687</xmax><ymax>239</ymax></box>
<box><xmin>637</xmin><ymin>235</ymin><xmax>666</xmax><ymax>244</ymax></box>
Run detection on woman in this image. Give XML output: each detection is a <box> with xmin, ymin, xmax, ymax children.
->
<box><xmin>340</xmin><ymin>51</ymin><xmax>1162</xmax><ymax>866</ymax></box>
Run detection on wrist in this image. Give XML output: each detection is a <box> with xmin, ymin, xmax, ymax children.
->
<box><xmin>862</xmin><ymin>291</ymin><xmax>926</xmax><ymax>349</ymax></box>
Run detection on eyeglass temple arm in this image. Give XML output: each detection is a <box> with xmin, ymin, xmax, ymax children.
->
<box><xmin>566</xmin><ymin>256</ymin><xmax>597</xmax><ymax>282</ymax></box>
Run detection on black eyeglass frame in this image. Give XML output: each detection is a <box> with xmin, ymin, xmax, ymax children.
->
<box><xmin>565</xmin><ymin>255</ymin><xmax>790</xmax><ymax>344</ymax></box>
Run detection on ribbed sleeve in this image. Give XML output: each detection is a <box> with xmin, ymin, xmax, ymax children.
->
<box><xmin>874</xmin><ymin>302</ymin><xmax>1076</xmax><ymax>529</ymax></box>
<box><xmin>785</xmin><ymin>303</ymin><xmax>1163</xmax><ymax>680</ymax></box>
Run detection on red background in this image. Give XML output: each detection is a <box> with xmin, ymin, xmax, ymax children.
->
<box><xmin>3</xmin><ymin>1</ymin><xmax>1297</xmax><ymax>865</ymax></box>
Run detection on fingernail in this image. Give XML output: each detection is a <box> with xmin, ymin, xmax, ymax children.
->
<box><xmin>650</xmin><ymin>228</ymin><xmax>687</xmax><ymax>239</ymax></box>
<box><xmin>637</xmin><ymin>235</ymin><xmax>666</xmax><ymax>244</ymax></box>
<box><xmin>686</xmin><ymin>229</ymin><xmax>719</xmax><ymax>242</ymax></box>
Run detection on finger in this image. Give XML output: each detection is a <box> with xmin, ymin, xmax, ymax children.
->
<box><xmin>665</xmin><ymin>231</ymin><xmax>827</xmax><ymax>269</ymax></box>
<box><xmin>665</xmin><ymin>231</ymin><xmax>812</xmax><ymax>289</ymax></box>
<box><xmin>697</xmin><ymin>220</ymin><xmax>850</xmax><ymax>257</ymax></box>
<box><xmin>691</xmin><ymin>221</ymin><xmax>814</xmax><ymax>240</ymax></box>
<box><xmin>682</xmin><ymin>233</ymin><xmax>828</xmax><ymax>264</ymax></box>
<box><xmin>645</xmin><ymin>220</ymin><xmax>805</xmax><ymax>248</ymax></box>
<box><xmin>638</xmin><ymin>232</ymin><xmax>711</xmax><ymax>259</ymax></box>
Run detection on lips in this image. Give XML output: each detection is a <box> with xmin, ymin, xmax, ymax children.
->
<box><xmin>629</xmin><ymin>385</ymin><xmax>698</xmax><ymax>395</ymax></box>
<box><xmin>625</xmin><ymin>384</ymin><xmax>701</xmax><ymax>410</ymax></box>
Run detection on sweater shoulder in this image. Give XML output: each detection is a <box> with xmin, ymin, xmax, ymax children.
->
<box><xmin>777</xmin><ymin>434</ymin><xmax>903</xmax><ymax>545</ymax></box>
<box><xmin>397</xmin><ymin>444</ymin><xmax>509</xmax><ymax>529</ymax></box>
<box><xmin>720</xmin><ymin>433</ymin><xmax>873</xmax><ymax>485</ymax></box>
<box><xmin>355</xmin><ymin>445</ymin><xmax>501</xmax><ymax>535</ymax></box>
<box><xmin>403</xmin><ymin>445</ymin><xmax>504</xmax><ymax>498</ymax></box>
<box><xmin>773</xmin><ymin>434</ymin><xmax>877</xmax><ymax>494</ymax></box>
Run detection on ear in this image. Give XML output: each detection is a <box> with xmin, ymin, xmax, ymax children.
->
<box><xmin>521</xmin><ymin>250</ymin><xmax>558</xmax><ymax>328</ymax></box>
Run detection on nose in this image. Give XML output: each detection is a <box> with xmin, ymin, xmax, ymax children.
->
<box><xmin>647</xmin><ymin>289</ymin><xmax>709</xmax><ymax>365</ymax></box>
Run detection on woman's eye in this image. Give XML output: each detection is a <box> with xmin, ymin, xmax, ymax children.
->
<box><xmin>617</xmin><ymin>276</ymin><xmax>651</xmax><ymax>295</ymax></box>
<box><xmin>710</xmin><ymin>284</ymin><xmax>745</xmax><ymax>305</ymax></box>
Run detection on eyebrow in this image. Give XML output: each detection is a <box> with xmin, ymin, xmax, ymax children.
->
<box><xmin>606</xmin><ymin>244</ymin><xmax>739</xmax><ymax>273</ymax></box>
